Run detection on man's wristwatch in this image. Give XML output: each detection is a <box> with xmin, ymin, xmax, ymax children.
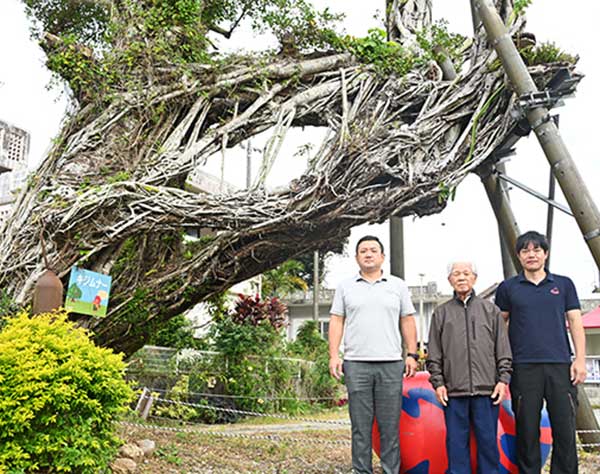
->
<box><xmin>406</xmin><ymin>353</ymin><xmax>419</xmax><ymax>361</ymax></box>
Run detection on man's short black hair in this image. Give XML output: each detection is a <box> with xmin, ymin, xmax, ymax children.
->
<box><xmin>516</xmin><ymin>230</ymin><xmax>549</xmax><ymax>253</ymax></box>
<box><xmin>355</xmin><ymin>235</ymin><xmax>384</xmax><ymax>254</ymax></box>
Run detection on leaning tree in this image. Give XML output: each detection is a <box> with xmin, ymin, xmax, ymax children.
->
<box><xmin>0</xmin><ymin>0</ymin><xmax>578</xmax><ymax>355</ymax></box>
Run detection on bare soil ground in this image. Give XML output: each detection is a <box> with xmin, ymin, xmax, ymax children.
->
<box><xmin>119</xmin><ymin>420</ymin><xmax>600</xmax><ymax>474</ymax></box>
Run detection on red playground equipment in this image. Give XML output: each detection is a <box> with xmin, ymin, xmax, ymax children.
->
<box><xmin>372</xmin><ymin>372</ymin><xmax>551</xmax><ymax>473</ymax></box>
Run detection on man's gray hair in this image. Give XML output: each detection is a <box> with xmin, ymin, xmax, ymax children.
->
<box><xmin>447</xmin><ymin>261</ymin><xmax>478</xmax><ymax>276</ymax></box>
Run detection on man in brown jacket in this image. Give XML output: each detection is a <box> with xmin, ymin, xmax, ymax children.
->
<box><xmin>426</xmin><ymin>261</ymin><xmax>512</xmax><ymax>474</ymax></box>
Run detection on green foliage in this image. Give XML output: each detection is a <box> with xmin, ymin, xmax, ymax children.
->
<box><xmin>106</xmin><ymin>171</ymin><xmax>131</xmax><ymax>184</ymax></box>
<box><xmin>44</xmin><ymin>33</ymin><xmax>117</xmax><ymax>100</ymax></box>
<box><xmin>416</xmin><ymin>20</ymin><xmax>468</xmax><ymax>69</ymax></box>
<box><xmin>112</xmin><ymin>236</ymin><xmax>138</xmax><ymax>277</ymax></box>
<box><xmin>437</xmin><ymin>181</ymin><xmax>457</xmax><ymax>204</ymax></box>
<box><xmin>521</xmin><ymin>41</ymin><xmax>578</xmax><ymax>66</ymax></box>
<box><xmin>513</xmin><ymin>0</ymin><xmax>533</xmax><ymax>17</ymax></box>
<box><xmin>0</xmin><ymin>289</ymin><xmax>19</xmax><ymax>331</ymax></box>
<box><xmin>212</xmin><ymin>294</ymin><xmax>288</xmax><ymax>357</ymax></box>
<box><xmin>149</xmin><ymin>314</ymin><xmax>201</xmax><ymax>349</ymax></box>
<box><xmin>0</xmin><ymin>311</ymin><xmax>133</xmax><ymax>473</ymax></box>
<box><xmin>331</xmin><ymin>28</ymin><xmax>416</xmax><ymax>76</ymax></box>
<box><xmin>288</xmin><ymin>321</ymin><xmax>340</xmax><ymax>403</ymax></box>
<box><xmin>262</xmin><ymin>260</ymin><xmax>308</xmax><ymax>298</ymax></box>
<box><xmin>155</xmin><ymin>443</ymin><xmax>183</xmax><ymax>465</ymax></box>
<box><xmin>301</xmin><ymin>351</ymin><xmax>341</xmax><ymax>403</ymax></box>
<box><xmin>250</xmin><ymin>0</ymin><xmax>343</xmax><ymax>51</ymax></box>
<box><xmin>153</xmin><ymin>375</ymin><xmax>198</xmax><ymax>421</ymax></box>
<box><xmin>204</xmin><ymin>294</ymin><xmax>295</xmax><ymax>411</ymax></box>
<box><xmin>129</xmin><ymin>296</ymin><xmax>343</xmax><ymax>421</ymax></box>
<box><xmin>289</xmin><ymin>320</ymin><xmax>326</xmax><ymax>359</ymax></box>
<box><xmin>23</xmin><ymin>0</ymin><xmax>343</xmax><ymax>101</ymax></box>
<box><xmin>329</xmin><ymin>22</ymin><xmax>466</xmax><ymax>77</ymax></box>
<box><xmin>23</xmin><ymin>0</ymin><xmax>109</xmax><ymax>43</ymax></box>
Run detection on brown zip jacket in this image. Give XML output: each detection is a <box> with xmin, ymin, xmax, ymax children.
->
<box><xmin>426</xmin><ymin>293</ymin><xmax>512</xmax><ymax>397</ymax></box>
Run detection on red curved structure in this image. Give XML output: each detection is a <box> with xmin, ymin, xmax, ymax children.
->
<box><xmin>371</xmin><ymin>371</ymin><xmax>551</xmax><ymax>473</ymax></box>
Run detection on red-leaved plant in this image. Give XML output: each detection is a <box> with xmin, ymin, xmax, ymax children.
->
<box><xmin>231</xmin><ymin>294</ymin><xmax>288</xmax><ymax>330</ymax></box>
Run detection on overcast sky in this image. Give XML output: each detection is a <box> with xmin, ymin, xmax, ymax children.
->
<box><xmin>1</xmin><ymin>0</ymin><xmax>599</xmax><ymax>299</ymax></box>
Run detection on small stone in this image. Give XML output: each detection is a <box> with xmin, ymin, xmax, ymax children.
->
<box><xmin>111</xmin><ymin>457</ymin><xmax>137</xmax><ymax>474</ymax></box>
<box><xmin>135</xmin><ymin>439</ymin><xmax>156</xmax><ymax>457</ymax></box>
<box><xmin>118</xmin><ymin>443</ymin><xmax>144</xmax><ymax>462</ymax></box>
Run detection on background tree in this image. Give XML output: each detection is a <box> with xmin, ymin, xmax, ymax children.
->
<box><xmin>0</xmin><ymin>0</ymin><xmax>575</xmax><ymax>355</ymax></box>
<box><xmin>66</xmin><ymin>282</ymin><xmax>82</xmax><ymax>302</ymax></box>
<box><xmin>261</xmin><ymin>259</ymin><xmax>308</xmax><ymax>298</ymax></box>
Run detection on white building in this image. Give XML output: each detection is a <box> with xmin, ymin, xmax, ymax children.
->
<box><xmin>0</xmin><ymin>120</ymin><xmax>30</xmax><ymax>227</ymax></box>
<box><xmin>284</xmin><ymin>282</ymin><xmax>451</xmax><ymax>345</ymax></box>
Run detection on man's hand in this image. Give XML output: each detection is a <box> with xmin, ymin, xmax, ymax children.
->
<box><xmin>435</xmin><ymin>386</ymin><xmax>448</xmax><ymax>407</ymax></box>
<box><xmin>329</xmin><ymin>355</ymin><xmax>343</xmax><ymax>380</ymax></box>
<box><xmin>491</xmin><ymin>382</ymin><xmax>507</xmax><ymax>405</ymax></box>
<box><xmin>571</xmin><ymin>358</ymin><xmax>587</xmax><ymax>385</ymax></box>
<box><xmin>404</xmin><ymin>356</ymin><xmax>417</xmax><ymax>377</ymax></box>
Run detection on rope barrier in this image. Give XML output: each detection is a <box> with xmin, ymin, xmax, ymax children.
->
<box><xmin>122</xmin><ymin>418</ymin><xmax>600</xmax><ymax>450</ymax></box>
<box><xmin>120</xmin><ymin>421</ymin><xmax>352</xmax><ymax>446</ymax></box>
<box><xmin>152</xmin><ymin>397</ymin><xmax>351</xmax><ymax>425</ymax></box>
<box><xmin>144</xmin><ymin>386</ymin><xmax>340</xmax><ymax>401</ymax></box>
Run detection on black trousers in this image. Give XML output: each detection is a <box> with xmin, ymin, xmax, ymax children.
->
<box><xmin>510</xmin><ymin>363</ymin><xmax>578</xmax><ymax>474</ymax></box>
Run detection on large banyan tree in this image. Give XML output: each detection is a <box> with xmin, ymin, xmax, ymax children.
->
<box><xmin>0</xmin><ymin>0</ymin><xmax>578</xmax><ymax>355</ymax></box>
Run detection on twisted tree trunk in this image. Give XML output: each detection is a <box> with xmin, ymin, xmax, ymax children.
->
<box><xmin>0</xmin><ymin>0</ymin><xmax>575</xmax><ymax>355</ymax></box>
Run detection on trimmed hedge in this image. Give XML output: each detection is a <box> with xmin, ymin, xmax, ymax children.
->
<box><xmin>0</xmin><ymin>311</ymin><xmax>133</xmax><ymax>473</ymax></box>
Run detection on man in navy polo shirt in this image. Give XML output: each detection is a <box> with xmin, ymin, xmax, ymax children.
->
<box><xmin>495</xmin><ymin>230</ymin><xmax>586</xmax><ymax>474</ymax></box>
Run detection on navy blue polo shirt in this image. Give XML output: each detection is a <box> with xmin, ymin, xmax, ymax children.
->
<box><xmin>495</xmin><ymin>272</ymin><xmax>580</xmax><ymax>364</ymax></box>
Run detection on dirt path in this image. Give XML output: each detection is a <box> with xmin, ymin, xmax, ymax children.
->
<box><xmin>120</xmin><ymin>421</ymin><xmax>600</xmax><ymax>473</ymax></box>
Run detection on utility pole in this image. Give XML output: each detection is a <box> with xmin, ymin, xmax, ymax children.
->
<box><xmin>247</xmin><ymin>141</ymin><xmax>262</xmax><ymax>297</ymax></box>
<box><xmin>312</xmin><ymin>250</ymin><xmax>319</xmax><ymax>321</ymax></box>
<box><xmin>476</xmin><ymin>0</ymin><xmax>600</xmax><ymax>449</ymax></box>
<box><xmin>418</xmin><ymin>273</ymin><xmax>425</xmax><ymax>353</ymax></box>
<box><xmin>389</xmin><ymin>217</ymin><xmax>405</xmax><ymax>279</ymax></box>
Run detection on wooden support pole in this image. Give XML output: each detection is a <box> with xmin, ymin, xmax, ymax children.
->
<box><xmin>477</xmin><ymin>164</ymin><xmax>522</xmax><ymax>273</ymax></box>
<box><xmin>476</xmin><ymin>0</ymin><xmax>600</xmax><ymax>271</ymax></box>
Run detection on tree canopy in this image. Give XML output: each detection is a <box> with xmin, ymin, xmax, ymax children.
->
<box><xmin>0</xmin><ymin>0</ymin><xmax>578</xmax><ymax>355</ymax></box>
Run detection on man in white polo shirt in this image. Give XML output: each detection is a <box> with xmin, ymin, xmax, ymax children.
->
<box><xmin>329</xmin><ymin>235</ymin><xmax>418</xmax><ymax>474</ymax></box>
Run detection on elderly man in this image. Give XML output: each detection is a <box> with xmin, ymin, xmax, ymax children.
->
<box><xmin>427</xmin><ymin>261</ymin><xmax>512</xmax><ymax>474</ymax></box>
<box><xmin>329</xmin><ymin>235</ymin><xmax>418</xmax><ymax>474</ymax></box>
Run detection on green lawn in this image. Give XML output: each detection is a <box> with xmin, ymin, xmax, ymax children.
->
<box><xmin>65</xmin><ymin>299</ymin><xmax>108</xmax><ymax>317</ymax></box>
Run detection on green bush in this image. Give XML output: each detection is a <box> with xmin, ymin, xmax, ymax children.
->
<box><xmin>290</xmin><ymin>321</ymin><xmax>341</xmax><ymax>404</ymax></box>
<box><xmin>0</xmin><ymin>311</ymin><xmax>134</xmax><ymax>473</ymax></box>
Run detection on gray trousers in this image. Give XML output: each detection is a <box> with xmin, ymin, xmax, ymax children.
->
<box><xmin>343</xmin><ymin>360</ymin><xmax>404</xmax><ymax>474</ymax></box>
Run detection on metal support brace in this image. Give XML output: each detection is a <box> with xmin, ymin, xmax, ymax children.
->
<box><xmin>585</xmin><ymin>228</ymin><xmax>600</xmax><ymax>242</ymax></box>
<box><xmin>496</xmin><ymin>171</ymin><xmax>574</xmax><ymax>216</ymax></box>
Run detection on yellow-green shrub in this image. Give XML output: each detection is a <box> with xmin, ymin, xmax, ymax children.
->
<box><xmin>0</xmin><ymin>311</ymin><xmax>133</xmax><ymax>473</ymax></box>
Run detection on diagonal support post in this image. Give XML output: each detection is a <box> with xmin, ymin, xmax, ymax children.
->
<box><xmin>475</xmin><ymin>0</ymin><xmax>600</xmax><ymax>270</ymax></box>
<box><xmin>476</xmin><ymin>163</ymin><xmax>521</xmax><ymax>273</ymax></box>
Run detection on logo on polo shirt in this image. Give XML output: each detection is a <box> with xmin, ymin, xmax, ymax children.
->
<box><xmin>550</xmin><ymin>287</ymin><xmax>560</xmax><ymax>295</ymax></box>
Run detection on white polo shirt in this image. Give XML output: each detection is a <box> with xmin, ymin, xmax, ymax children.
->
<box><xmin>330</xmin><ymin>273</ymin><xmax>415</xmax><ymax>361</ymax></box>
